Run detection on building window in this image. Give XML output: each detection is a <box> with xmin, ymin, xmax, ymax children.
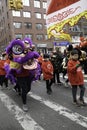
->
<box><xmin>45</xmin><ymin>34</ymin><xmax>48</xmax><ymax>40</ymax></box>
<box><xmin>13</xmin><ymin>22</ymin><xmax>22</xmax><ymax>29</ymax></box>
<box><xmin>24</xmin><ymin>22</ymin><xmax>32</xmax><ymax>29</ymax></box>
<box><xmin>69</xmin><ymin>25</ymin><xmax>80</xmax><ymax>32</ymax></box>
<box><xmin>22</xmin><ymin>0</ymin><xmax>30</xmax><ymax>6</ymax></box>
<box><xmin>36</xmin><ymin>34</ymin><xmax>43</xmax><ymax>40</ymax></box>
<box><xmin>15</xmin><ymin>34</ymin><xmax>22</xmax><ymax>39</ymax></box>
<box><xmin>23</xmin><ymin>11</ymin><xmax>31</xmax><ymax>18</ymax></box>
<box><xmin>44</xmin><ymin>24</ymin><xmax>47</xmax><ymax>29</ymax></box>
<box><xmin>35</xmin><ymin>12</ymin><xmax>41</xmax><ymax>19</ymax></box>
<box><xmin>25</xmin><ymin>34</ymin><xmax>33</xmax><ymax>39</ymax></box>
<box><xmin>34</xmin><ymin>0</ymin><xmax>40</xmax><ymax>8</ymax></box>
<box><xmin>83</xmin><ymin>25</ymin><xmax>87</xmax><ymax>31</ymax></box>
<box><xmin>43</xmin><ymin>14</ymin><xmax>46</xmax><ymax>19</ymax></box>
<box><xmin>43</xmin><ymin>2</ymin><xmax>47</xmax><ymax>9</ymax></box>
<box><xmin>36</xmin><ymin>23</ymin><xmax>43</xmax><ymax>30</ymax></box>
<box><xmin>12</xmin><ymin>11</ymin><xmax>21</xmax><ymax>17</ymax></box>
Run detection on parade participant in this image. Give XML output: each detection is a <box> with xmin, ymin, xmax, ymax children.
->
<box><xmin>41</xmin><ymin>53</ymin><xmax>54</xmax><ymax>95</ymax></box>
<box><xmin>22</xmin><ymin>37</ymin><xmax>40</xmax><ymax>81</ymax></box>
<box><xmin>0</xmin><ymin>52</ymin><xmax>10</xmax><ymax>88</ymax></box>
<box><xmin>50</xmin><ymin>49</ymin><xmax>63</xmax><ymax>84</ymax></box>
<box><xmin>38</xmin><ymin>52</ymin><xmax>44</xmax><ymax>80</ymax></box>
<box><xmin>5</xmin><ymin>39</ymin><xmax>25</xmax><ymax>84</ymax></box>
<box><xmin>67</xmin><ymin>49</ymin><xmax>86</xmax><ymax>106</ymax></box>
<box><xmin>5</xmin><ymin>39</ymin><xmax>40</xmax><ymax>112</ymax></box>
<box><xmin>79</xmin><ymin>37</ymin><xmax>87</xmax><ymax>74</ymax></box>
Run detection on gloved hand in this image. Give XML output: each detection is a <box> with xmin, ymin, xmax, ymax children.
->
<box><xmin>76</xmin><ymin>64</ymin><xmax>81</xmax><ymax>68</ymax></box>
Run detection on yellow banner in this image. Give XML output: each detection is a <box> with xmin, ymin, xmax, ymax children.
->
<box><xmin>46</xmin><ymin>0</ymin><xmax>87</xmax><ymax>42</ymax></box>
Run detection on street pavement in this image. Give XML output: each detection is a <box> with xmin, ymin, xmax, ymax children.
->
<box><xmin>0</xmin><ymin>74</ymin><xmax>87</xmax><ymax>130</ymax></box>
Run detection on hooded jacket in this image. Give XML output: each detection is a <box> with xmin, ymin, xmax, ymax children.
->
<box><xmin>0</xmin><ymin>59</ymin><xmax>10</xmax><ymax>75</ymax></box>
<box><xmin>67</xmin><ymin>59</ymin><xmax>84</xmax><ymax>85</ymax></box>
<box><xmin>41</xmin><ymin>59</ymin><xmax>53</xmax><ymax>80</ymax></box>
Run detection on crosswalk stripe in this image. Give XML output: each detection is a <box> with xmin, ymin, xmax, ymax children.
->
<box><xmin>29</xmin><ymin>92</ymin><xmax>87</xmax><ymax>128</ymax></box>
<box><xmin>0</xmin><ymin>90</ymin><xmax>44</xmax><ymax>130</ymax></box>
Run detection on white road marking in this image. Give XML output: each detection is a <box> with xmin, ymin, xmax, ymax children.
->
<box><xmin>0</xmin><ymin>91</ymin><xmax>44</xmax><ymax>130</ymax></box>
<box><xmin>29</xmin><ymin>92</ymin><xmax>87</xmax><ymax>128</ymax></box>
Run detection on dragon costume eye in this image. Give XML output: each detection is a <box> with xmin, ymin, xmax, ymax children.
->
<box><xmin>12</xmin><ymin>44</ymin><xmax>23</xmax><ymax>55</ymax></box>
<box><xmin>24</xmin><ymin>40</ymin><xmax>30</xmax><ymax>48</ymax></box>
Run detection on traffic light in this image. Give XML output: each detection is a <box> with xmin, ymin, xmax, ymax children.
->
<box><xmin>15</xmin><ymin>0</ymin><xmax>23</xmax><ymax>10</ymax></box>
<box><xmin>8</xmin><ymin>0</ymin><xmax>16</xmax><ymax>10</ymax></box>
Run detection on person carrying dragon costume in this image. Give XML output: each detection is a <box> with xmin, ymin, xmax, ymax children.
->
<box><xmin>5</xmin><ymin>38</ymin><xmax>40</xmax><ymax>112</ymax></box>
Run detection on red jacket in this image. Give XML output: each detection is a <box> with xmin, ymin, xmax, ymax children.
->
<box><xmin>38</xmin><ymin>56</ymin><xmax>44</xmax><ymax>65</ymax></box>
<box><xmin>67</xmin><ymin>59</ymin><xmax>84</xmax><ymax>85</ymax></box>
<box><xmin>41</xmin><ymin>60</ymin><xmax>53</xmax><ymax>80</ymax></box>
<box><xmin>0</xmin><ymin>59</ymin><xmax>10</xmax><ymax>75</ymax></box>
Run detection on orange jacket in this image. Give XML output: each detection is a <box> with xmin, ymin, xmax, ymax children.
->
<box><xmin>0</xmin><ymin>59</ymin><xmax>10</xmax><ymax>75</ymax></box>
<box><xmin>41</xmin><ymin>60</ymin><xmax>53</xmax><ymax>80</ymax></box>
<box><xmin>67</xmin><ymin>59</ymin><xmax>84</xmax><ymax>85</ymax></box>
<box><xmin>38</xmin><ymin>56</ymin><xmax>44</xmax><ymax>65</ymax></box>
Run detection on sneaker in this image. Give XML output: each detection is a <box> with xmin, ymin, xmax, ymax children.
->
<box><xmin>23</xmin><ymin>104</ymin><xmax>28</xmax><ymax>112</ymax></box>
<box><xmin>57</xmin><ymin>81</ymin><xmax>62</xmax><ymax>85</ymax></box>
<box><xmin>78</xmin><ymin>99</ymin><xmax>87</xmax><ymax>106</ymax></box>
<box><xmin>47</xmin><ymin>90</ymin><xmax>52</xmax><ymax>95</ymax></box>
<box><xmin>18</xmin><ymin>91</ymin><xmax>21</xmax><ymax>96</ymax></box>
<box><xmin>64</xmin><ymin>82</ymin><xmax>69</xmax><ymax>88</ymax></box>
<box><xmin>73</xmin><ymin>101</ymin><xmax>81</xmax><ymax>107</ymax></box>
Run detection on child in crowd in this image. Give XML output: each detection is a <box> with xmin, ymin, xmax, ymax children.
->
<box><xmin>0</xmin><ymin>52</ymin><xmax>10</xmax><ymax>88</ymax></box>
<box><xmin>67</xmin><ymin>49</ymin><xmax>86</xmax><ymax>106</ymax></box>
<box><xmin>38</xmin><ymin>52</ymin><xmax>44</xmax><ymax>80</ymax></box>
<box><xmin>41</xmin><ymin>54</ymin><xmax>54</xmax><ymax>95</ymax></box>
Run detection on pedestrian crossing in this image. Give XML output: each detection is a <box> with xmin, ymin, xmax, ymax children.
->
<box><xmin>0</xmin><ymin>84</ymin><xmax>87</xmax><ymax>130</ymax></box>
<box><xmin>29</xmin><ymin>92</ymin><xmax>87</xmax><ymax>128</ymax></box>
<box><xmin>0</xmin><ymin>90</ymin><xmax>44</xmax><ymax>130</ymax></box>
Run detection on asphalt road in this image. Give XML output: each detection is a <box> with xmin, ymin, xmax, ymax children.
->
<box><xmin>0</xmin><ymin>75</ymin><xmax>87</xmax><ymax>130</ymax></box>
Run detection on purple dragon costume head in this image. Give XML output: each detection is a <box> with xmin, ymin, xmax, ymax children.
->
<box><xmin>5</xmin><ymin>38</ymin><xmax>40</xmax><ymax>84</ymax></box>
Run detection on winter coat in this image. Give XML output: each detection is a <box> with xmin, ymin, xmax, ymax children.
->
<box><xmin>67</xmin><ymin>59</ymin><xmax>84</xmax><ymax>85</ymax></box>
<box><xmin>50</xmin><ymin>52</ymin><xmax>63</xmax><ymax>73</ymax></box>
<box><xmin>0</xmin><ymin>59</ymin><xmax>10</xmax><ymax>75</ymax></box>
<box><xmin>38</xmin><ymin>56</ymin><xmax>44</xmax><ymax>65</ymax></box>
<box><xmin>41</xmin><ymin>60</ymin><xmax>53</xmax><ymax>80</ymax></box>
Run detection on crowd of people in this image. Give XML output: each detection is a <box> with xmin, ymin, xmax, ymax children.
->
<box><xmin>38</xmin><ymin>37</ymin><xmax>87</xmax><ymax>107</ymax></box>
<box><xmin>0</xmin><ymin>37</ymin><xmax>87</xmax><ymax>112</ymax></box>
<box><xmin>39</xmin><ymin>44</ymin><xmax>87</xmax><ymax>106</ymax></box>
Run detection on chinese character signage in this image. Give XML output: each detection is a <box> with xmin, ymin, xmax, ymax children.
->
<box><xmin>46</xmin><ymin>0</ymin><xmax>87</xmax><ymax>41</ymax></box>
